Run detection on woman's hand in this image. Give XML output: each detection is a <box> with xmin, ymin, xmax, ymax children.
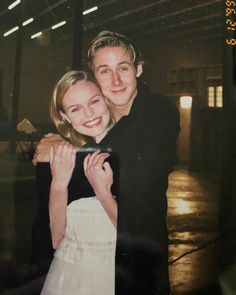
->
<box><xmin>84</xmin><ymin>151</ymin><xmax>117</xmax><ymax>226</ymax></box>
<box><xmin>49</xmin><ymin>140</ymin><xmax>76</xmax><ymax>249</ymax></box>
<box><xmin>83</xmin><ymin>150</ymin><xmax>113</xmax><ymax>198</ymax></box>
<box><xmin>50</xmin><ymin>140</ymin><xmax>77</xmax><ymax>191</ymax></box>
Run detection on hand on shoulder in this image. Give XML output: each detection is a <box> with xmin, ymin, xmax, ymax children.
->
<box><xmin>32</xmin><ymin>133</ymin><xmax>64</xmax><ymax>164</ymax></box>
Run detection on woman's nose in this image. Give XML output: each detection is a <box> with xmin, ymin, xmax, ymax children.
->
<box><xmin>84</xmin><ymin>106</ymin><xmax>93</xmax><ymax>117</ymax></box>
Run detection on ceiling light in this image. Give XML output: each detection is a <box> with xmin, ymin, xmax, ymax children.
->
<box><xmin>52</xmin><ymin>21</ymin><xmax>66</xmax><ymax>30</ymax></box>
<box><xmin>4</xmin><ymin>26</ymin><xmax>19</xmax><ymax>37</ymax></box>
<box><xmin>31</xmin><ymin>32</ymin><xmax>42</xmax><ymax>39</ymax></box>
<box><xmin>83</xmin><ymin>6</ymin><xmax>98</xmax><ymax>15</ymax></box>
<box><xmin>22</xmin><ymin>18</ymin><xmax>34</xmax><ymax>26</ymax></box>
<box><xmin>8</xmin><ymin>0</ymin><xmax>21</xmax><ymax>10</ymax></box>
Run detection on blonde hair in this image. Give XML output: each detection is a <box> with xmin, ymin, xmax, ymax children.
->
<box><xmin>50</xmin><ymin>70</ymin><xmax>101</xmax><ymax>147</ymax></box>
<box><xmin>87</xmin><ymin>30</ymin><xmax>143</xmax><ymax>71</ymax></box>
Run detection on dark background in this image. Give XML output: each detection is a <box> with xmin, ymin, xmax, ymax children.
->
<box><xmin>0</xmin><ymin>0</ymin><xmax>236</xmax><ymax>294</ymax></box>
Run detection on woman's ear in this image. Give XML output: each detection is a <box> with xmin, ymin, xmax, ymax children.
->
<box><xmin>136</xmin><ymin>64</ymin><xmax>143</xmax><ymax>77</ymax></box>
<box><xmin>60</xmin><ymin>111</ymin><xmax>71</xmax><ymax>124</ymax></box>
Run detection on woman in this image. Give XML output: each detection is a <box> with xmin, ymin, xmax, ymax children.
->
<box><xmin>39</xmin><ymin>70</ymin><xmax>118</xmax><ymax>295</ymax></box>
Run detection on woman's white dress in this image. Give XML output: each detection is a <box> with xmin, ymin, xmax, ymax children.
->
<box><xmin>41</xmin><ymin>197</ymin><xmax>116</xmax><ymax>295</ymax></box>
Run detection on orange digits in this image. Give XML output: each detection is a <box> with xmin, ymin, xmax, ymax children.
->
<box><xmin>226</xmin><ymin>0</ymin><xmax>236</xmax><ymax>7</ymax></box>
<box><xmin>226</xmin><ymin>39</ymin><xmax>236</xmax><ymax>45</ymax></box>
<box><xmin>226</xmin><ymin>19</ymin><xmax>236</xmax><ymax>26</ymax></box>
<box><xmin>226</xmin><ymin>7</ymin><xmax>236</xmax><ymax>16</ymax></box>
<box><xmin>227</xmin><ymin>26</ymin><xmax>235</xmax><ymax>31</ymax></box>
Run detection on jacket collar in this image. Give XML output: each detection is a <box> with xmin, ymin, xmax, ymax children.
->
<box><xmin>128</xmin><ymin>79</ymin><xmax>152</xmax><ymax>118</ymax></box>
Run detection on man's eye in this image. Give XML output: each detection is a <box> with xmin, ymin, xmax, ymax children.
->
<box><xmin>119</xmin><ymin>66</ymin><xmax>128</xmax><ymax>71</ymax></box>
<box><xmin>100</xmin><ymin>69</ymin><xmax>110</xmax><ymax>75</ymax></box>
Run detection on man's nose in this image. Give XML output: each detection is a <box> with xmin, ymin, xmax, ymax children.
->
<box><xmin>111</xmin><ymin>71</ymin><xmax>121</xmax><ymax>85</ymax></box>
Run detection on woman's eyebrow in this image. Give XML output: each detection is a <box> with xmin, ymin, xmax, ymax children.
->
<box><xmin>66</xmin><ymin>104</ymin><xmax>81</xmax><ymax>111</ymax></box>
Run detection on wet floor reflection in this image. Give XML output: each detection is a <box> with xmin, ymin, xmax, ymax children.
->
<box><xmin>169</xmin><ymin>198</ymin><xmax>193</xmax><ymax>215</ymax></box>
<box><xmin>168</xmin><ymin>167</ymin><xmax>220</xmax><ymax>294</ymax></box>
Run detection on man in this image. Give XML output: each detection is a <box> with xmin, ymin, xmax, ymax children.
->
<box><xmin>33</xmin><ymin>31</ymin><xmax>180</xmax><ymax>294</ymax></box>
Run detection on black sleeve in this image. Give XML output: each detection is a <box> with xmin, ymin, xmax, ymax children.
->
<box><xmin>30</xmin><ymin>162</ymin><xmax>54</xmax><ymax>273</ymax></box>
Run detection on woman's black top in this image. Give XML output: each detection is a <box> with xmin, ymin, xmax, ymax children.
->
<box><xmin>31</xmin><ymin>147</ymin><xmax>119</xmax><ymax>272</ymax></box>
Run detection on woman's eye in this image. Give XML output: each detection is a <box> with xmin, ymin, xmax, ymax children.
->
<box><xmin>71</xmin><ymin>106</ymin><xmax>81</xmax><ymax>113</ymax></box>
<box><xmin>90</xmin><ymin>98</ymin><xmax>100</xmax><ymax>105</ymax></box>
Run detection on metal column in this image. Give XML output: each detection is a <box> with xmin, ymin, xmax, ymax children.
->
<box><xmin>72</xmin><ymin>0</ymin><xmax>84</xmax><ymax>69</ymax></box>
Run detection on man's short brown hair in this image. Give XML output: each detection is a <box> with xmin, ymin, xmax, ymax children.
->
<box><xmin>87</xmin><ymin>31</ymin><xmax>143</xmax><ymax>71</ymax></box>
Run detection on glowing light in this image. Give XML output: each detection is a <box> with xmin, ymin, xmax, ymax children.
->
<box><xmin>180</xmin><ymin>96</ymin><xmax>192</xmax><ymax>109</ymax></box>
<box><xmin>83</xmin><ymin>6</ymin><xmax>98</xmax><ymax>15</ymax></box>
<box><xmin>3</xmin><ymin>26</ymin><xmax>19</xmax><ymax>37</ymax></box>
<box><xmin>171</xmin><ymin>199</ymin><xmax>192</xmax><ymax>215</ymax></box>
<box><xmin>52</xmin><ymin>21</ymin><xmax>66</xmax><ymax>30</ymax></box>
<box><xmin>8</xmin><ymin>0</ymin><xmax>21</xmax><ymax>10</ymax></box>
<box><xmin>31</xmin><ymin>32</ymin><xmax>42</xmax><ymax>39</ymax></box>
<box><xmin>22</xmin><ymin>18</ymin><xmax>34</xmax><ymax>26</ymax></box>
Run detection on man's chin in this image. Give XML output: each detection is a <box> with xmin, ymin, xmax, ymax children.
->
<box><xmin>108</xmin><ymin>99</ymin><xmax>130</xmax><ymax>107</ymax></box>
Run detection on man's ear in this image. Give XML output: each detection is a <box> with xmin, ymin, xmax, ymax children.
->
<box><xmin>60</xmin><ymin>111</ymin><xmax>71</xmax><ymax>124</ymax></box>
<box><xmin>136</xmin><ymin>64</ymin><xmax>143</xmax><ymax>77</ymax></box>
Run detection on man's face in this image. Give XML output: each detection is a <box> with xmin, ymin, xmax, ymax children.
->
<box><xmin>92</xmin><ymin>46</ymin><xmax>143</xmax><ymax>115</ymax></box>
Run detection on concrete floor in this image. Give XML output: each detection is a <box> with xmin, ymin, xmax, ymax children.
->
<box><xmin>0</xmin><ymin>155</ymin><xmax>222</xmax><ymax>294</ymax></box>
<box><xmin>168</xmin><ymin>168</ymin><xmax>221</xmax><ymax>294</ymax></box>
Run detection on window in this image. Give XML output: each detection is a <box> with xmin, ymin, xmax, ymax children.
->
<box><xmin>216</xmin><ymin>86</ymin><xmax>223</xmax><ymax>107</ymax></box>
<box><xmin>208</xmin><ymin>87</ymin><xmax>215</xmax><ymax>107</ymax></box>
<box><xmin>207</xmin><ymin>85</ymin><xmax>223</xmax><ymax>108</ymax></box>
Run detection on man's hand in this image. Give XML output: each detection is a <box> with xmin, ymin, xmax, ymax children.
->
<box><xmin>33</xmin><ymin>133</ymin><xmax>64</xmax><ymax>164</ymax></box>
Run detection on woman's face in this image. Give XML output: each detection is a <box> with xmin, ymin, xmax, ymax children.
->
<box><xmin>61</xmin><ymin>80</ymin><xmax>110</xmax><ymax>143</ymax></box>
